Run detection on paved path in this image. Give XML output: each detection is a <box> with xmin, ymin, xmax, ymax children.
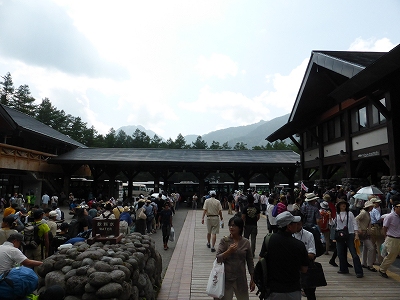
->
<box><xmin>158</xmin><ymin>209</ymin><xmax>400</xmax><ymax>300</ymax></box>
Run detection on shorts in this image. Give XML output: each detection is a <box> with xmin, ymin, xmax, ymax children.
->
<box><xmin>207</xmin><ymin>216</ymin><xmax>219</xmax><ymax>234</ymax></box>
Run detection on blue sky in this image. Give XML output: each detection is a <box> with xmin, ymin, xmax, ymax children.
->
<box><xmin>0</xmin><ymin>0</ymin><xmax>399</xmax><ymax>140</ymax></box>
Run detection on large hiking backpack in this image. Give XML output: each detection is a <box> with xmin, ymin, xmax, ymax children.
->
<box><xmin>0</xmin><ymin>266</ymin><xmax>38</xmax><ymax>299</ymax></box>
<box><xmin>68</xmin><ymin>219</ymin><xmax>80</xmax><ymax>239</ymax></box>
<box><xmin>254</xmin><ymin>233</ymin><xmax>273</xmax><ymax>300</ymax></box>
<box><xmin>23</xmin><ymin>222</ymin><xmax>42</xmax><ymax>250</ymax></box>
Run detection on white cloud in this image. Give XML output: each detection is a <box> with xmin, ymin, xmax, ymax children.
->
<box><xmin>196</xmin><ymin>54</ymin><xmax>238</xmax><ymax>79</ymax></box>
<box><xmin>181</xmin><ymin>58</ymin><xmax>307</xmax><ymax>127</ymax></box>
<box><xmin>348</xmin><ymin>37</ymin><xmax>395</xmax><ymax>52</ymax></box>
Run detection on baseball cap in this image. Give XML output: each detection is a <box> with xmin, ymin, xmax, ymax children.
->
<box><xmin>276</xmin><ymin>211</ymin><xmax>302</xmax><ymax>228</ymax></box>
<box><xmin>9</xmin><ymin>233</ymin><xmax>25</xmax><ymax>245</ymax></box>
<box><xmin>209</xmin><ymin>190</ymin><xmax>216</xmax><ymax>196</ymax></box>
<box><xmin>33</xmin><ymin>209</ymin><xmax>44</xmax><ymax>219</ymax></box>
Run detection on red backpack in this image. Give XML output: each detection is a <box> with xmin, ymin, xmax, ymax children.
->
<box><xmin>318</xmin><ymin>210</ymin><xmax>330</xmax><ymax>232</ymax></box>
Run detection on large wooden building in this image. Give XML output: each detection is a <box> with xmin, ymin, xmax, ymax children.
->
<box><xmin>267</xmin><ymin>44</ymin><xmax>400</xmax><ymax>187</ymax></box>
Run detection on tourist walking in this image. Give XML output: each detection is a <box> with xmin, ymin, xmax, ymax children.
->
<box><xmin>202</xmin><ymin>190</ymin><xmax>223</xmax><ymax>252</ymax></box>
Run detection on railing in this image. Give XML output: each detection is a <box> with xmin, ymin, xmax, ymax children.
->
<box><xmin>0</xmin><ymin>143</ymin><xmax>56</xmax><ymax>163</ymax></box>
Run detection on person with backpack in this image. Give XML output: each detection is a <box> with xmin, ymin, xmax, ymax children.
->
<box><xmin>242</xmin><ymin>193</ymin><xmax>260</xmax><ymax>257</ymax></box>
<box><xmin>266</xmin><ymin>196</ymin><xmax>278</xmax><ymax>233</ymax></box>
<box><xmin>259</xmin><ymin>211</ymin><xmax>309</xmax><ymax>299</ymax></box>
<box><xmin>318</xmin><ymin>201</ymin><xmax>331</xmax><ymax>255</ymax></box>
<box><xmin>0</xmin><ymin>233</ymin><xmax>42</xmax><ymax>273</ymax></box>
<box><xmin>292</xmin><ymin>210</ymin><xmax>319</xmax><ymax>300</ymax></box>
<box><xmin>23</xmin><ymin>209</ymin><xmax>51</xmax><ymax>260</ymax></box>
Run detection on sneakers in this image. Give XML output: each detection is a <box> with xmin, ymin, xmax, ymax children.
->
<box><xmin>211</xmin><ymin>248</ymin><xmax>216</xmax><ymax>252</ymax></box>
<box><xmin>337</xmin><ymin>271</ymin><xmax>349</xmax><ymax>274</ymax></box>
<box><xmin>207</xmin><ymin>243</ymin><xmax>211</xmax><ymax>248</ymax></box>
<box><xmin>356</xmin><ymin>273</ymin><xmax>363</xmax><ymax>278</ymax></box>
<box><xmin>379</xmin><ymin>270</ymin><xmax>389</xmax><ymax>278</ymax></box>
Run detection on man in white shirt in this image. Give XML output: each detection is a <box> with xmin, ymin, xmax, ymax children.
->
<box><xmin>0</xmin><ymin>233</ymin><xmax>43</xmax><ymax>273</ymax></box>
<box><xmin>292</xmin><ymin>211</ymin><xmax>316</xmax><ymax>300</ymax></box>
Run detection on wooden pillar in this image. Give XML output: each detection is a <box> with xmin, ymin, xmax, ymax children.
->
<box><xmin>192</xmin><ymin>170</ymin><xmax>209</xmax><ymax>199</ymax></box>
<box><xmin>386</xmin><ymin>88</ymin><xmax>400</xmax><ymax>175</ymax></box>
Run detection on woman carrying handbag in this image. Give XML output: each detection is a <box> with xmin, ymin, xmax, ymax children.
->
<box><xmin>330</xmin><ymin>199</ymin><xmax>363</xmax><ymax>278</ymax></box>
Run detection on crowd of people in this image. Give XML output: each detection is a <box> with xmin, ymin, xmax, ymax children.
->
<box><xmin>204</xmin><ymin>184</ymin><xmax>400</xmax><ymax>300</ymax></box>
<box><xmin>0</xmin><ymin>189</ymin><xmax>179</xmax><ymax>299</ymax></box>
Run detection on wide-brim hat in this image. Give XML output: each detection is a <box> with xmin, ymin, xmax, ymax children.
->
<box><xmin>323</xmin><ymin>194</ymin><xmax>331</xmax><ymax>201</ymax></box>
<box><xmin>336</xmin><ymin>199</ymin><xmax>349</xmax><ymax>210</ymax></box>
<box><xmin>320</xmin><ymin>201</ymin><xmax>329</xmax><ymax>209</ymax></box>
<box><xmin>364</xmin><ymin>201</ymin><xmax>374</xmax><ymax>209</ymax></box>
<box><xmin>370</xmin><ymin>197</ymin><xmax>381</xmax><ymax>203</ymax></box>
<box><xmin>146</xmin><ymin>199</ymin><xmax>151</xmax><ymax>203</ymax></box>
<box><xmin>305</xmin><ymin>193</ymin><xmax>319</xmax><ymax>202</ymax></box>
<box><xmin>124</xmin><ymin>206</ymin><xmax>130</xmax><ymax>212</ymax></box>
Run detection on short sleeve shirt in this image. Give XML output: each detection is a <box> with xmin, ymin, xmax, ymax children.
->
<box><xmin>203</xmin><ymin>197</ymin><xmax>222</xmax><ymax>216</ymax></box>
<box><xmin>0</xmin><ymin>242</ymin><xmax>27</xmax><ymax>273</ymax></box>
<box><xmin>242</xmin><ymin>205</ymin><xmax>260</xmax><ymax>226</ymax></box>
<box><xmin>383</xmin><ymin>211</ymin><xmax>400</xmax><ymax>237</ymax></box>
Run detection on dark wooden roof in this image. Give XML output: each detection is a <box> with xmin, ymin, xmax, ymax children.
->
<box><xmin>0</xmin><ymin>104</ymin><xmax>86</xmax><ymax>148</ymax></box>
<box><xmin>267</xmin><ymin>50</ymin><xmax>387</xmax><ymax>142</ymax></box>
<box><xmin>49</xmin><ymin>148</ymin><xmax>300</xmax><ymax>171</ymax></box>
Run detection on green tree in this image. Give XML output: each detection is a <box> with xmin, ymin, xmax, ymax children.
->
<box><xmin>192</xmin><ymin>135</ymin><xmax>208</xmax><ymax>149</ymax></box>
<box><xmin>150</xmin><ymin>134</ymin><xmax>163</xmax><ymax>148</ymax></box>
<box><xmin>115</xmin><ymin>130</ymin><xmax>128</xmax><ymax>147</ymax></box>
<box><xmin>132</xmin><ymin>129</ymin><xmax>151</xmax><ymax>148</ymax></box>
<box><xmin>209</xmin><ymin>140</ymin><xmax>223</xmax><ymax>150</ymax></box>
<box><xmin>36</xmin><ymin>98</ymin><xmax>62</xmax><ymax>129</ymax></box>
<box><xmin>12</xmin><ymin>84</ymin><xmax>36</xmax><ymax>116</ymax></box>
<box><xmin>165</xmin><ymin>138</ymin><xmax>175</xmax><ymax>149</ymax></box>
<box><xmin>105</xmin><ymin>128</ymin><xmax>117</xmax><ymax>147</ymax></box>
<box><xmin>233</xmin><ymin>142</ymin><xmax>248</xmax><ymax>150</ymax></box>
<box><xmin>174</xmin><ymin>133</ymin><xmax>189</xmax><ymax>149</ymax></box>
<box><xmin>222</xmin><ymin>142</ymin><xmax>231</xmax><ymax>150</ymax></box>
<box><xmin>0</xmin><ymin>72</ymin><xmax>15</xmax><ymax>106</ymax></box>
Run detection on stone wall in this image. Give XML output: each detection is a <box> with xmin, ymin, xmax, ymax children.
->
<box><xmin>341</xmin><ymin>178</ymin><xmax>370</xmax><ymax>192</ymax></box>
<box><xmin>36</xmin><ymin>233</ymin><xmax>162</xmax><ymax>300</ymax></box>
<box><xmin>380</xmin><ymin>175</ymin><xmax>400</xmax><ymax>195</ymax></box>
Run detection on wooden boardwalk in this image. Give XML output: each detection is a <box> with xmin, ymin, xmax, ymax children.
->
<box><xmin>158</xmin><ymin>210</ymin><xmax>400</xmax><ymax>299</ymax></box>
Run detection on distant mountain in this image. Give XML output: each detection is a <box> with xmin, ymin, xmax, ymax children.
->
<box><xmin>117</xmin><ymin>125</ymin><xmax>161</xmax><ymax>140</ymax></box>
<box><xmin>116</xmin><ymin>114</ymin><xmax>289</xmax><ymax>148</ymax></box>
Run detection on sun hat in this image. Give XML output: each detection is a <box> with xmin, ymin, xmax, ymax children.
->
<box><xmin>320</xmin><ymin>201</ymin><xmax>329</xmax><ymax>209</ymax></box>
<box><xmin>370</xmin><ymin>197</ymin><xmax>381</xmax><ymax>203</ymax></box>
<box><xmin>305</xmin><ymin>193</ymin><xmax>319</xmax><ymax>202</ymax></box>
<box><xmin>364</xmin><ymin>201</ymin><xmax>374</xmax><ymax>209</ymax></box>
<box><xmin>323</xmin><ymin>194</ymin><xmax>331</xmax><ymax>201</ymax></box>
<box><xmin>276</xmin><ymin>211</ymin><xmax>301</xmax><ymax>228</ymax></box>
<box><xmin>124</xmin><ymin>206</ymin><xmax>130</xmax><ymax>212</ymax></box>
<box><xmin>49</xmin><ymin>211</ymin><xmax>58</xmax><ymax>217</ymax></box>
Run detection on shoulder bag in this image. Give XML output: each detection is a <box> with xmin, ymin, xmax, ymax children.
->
<box><xmin>335</xmin><ymin>212</ymin><xmax>349</xmax><ymax>241</ymax></box>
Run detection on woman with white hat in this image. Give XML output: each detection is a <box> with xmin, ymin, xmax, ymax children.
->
<box><xmin>355</xmin><ymin>201</ymin><xmax>376</xmax><ymax>272</ymax></box>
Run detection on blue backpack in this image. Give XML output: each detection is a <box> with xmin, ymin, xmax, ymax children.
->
<box><xmin>0</xmin><ymin>266</ymin><xmax>38</xmax><ymax>299</ymax></box>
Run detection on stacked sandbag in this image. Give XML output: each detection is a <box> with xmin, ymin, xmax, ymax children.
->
<box><xmin>380</xmin><ymin>175</ymin><xmax>400</xmax><ymax>194</ymax></box>
<box><xmin>341</xmin><ymin>178</ymin><xmax>370</xmax><ymax>192</ymax></box>
<box><xmin>36</xmin><ymin>233</ymin><xmax>162</xmax><ymax>300</ymax></box>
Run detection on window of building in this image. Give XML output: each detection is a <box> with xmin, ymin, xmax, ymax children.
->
<box><xmin>351</xmin><ymin>98</ymin><xmax>386</xmax><ymax>133</ymax></box>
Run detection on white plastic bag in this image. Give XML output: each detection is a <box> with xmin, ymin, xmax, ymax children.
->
<box><xmin>169</xmin><ymin>226</ymin><xmax>175</xmax><ymax>242</ymax></box>
<box><xmin>206</xmin><ymin>259</ymin><xmax>225</xmax><ymax>299</ymax></box>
